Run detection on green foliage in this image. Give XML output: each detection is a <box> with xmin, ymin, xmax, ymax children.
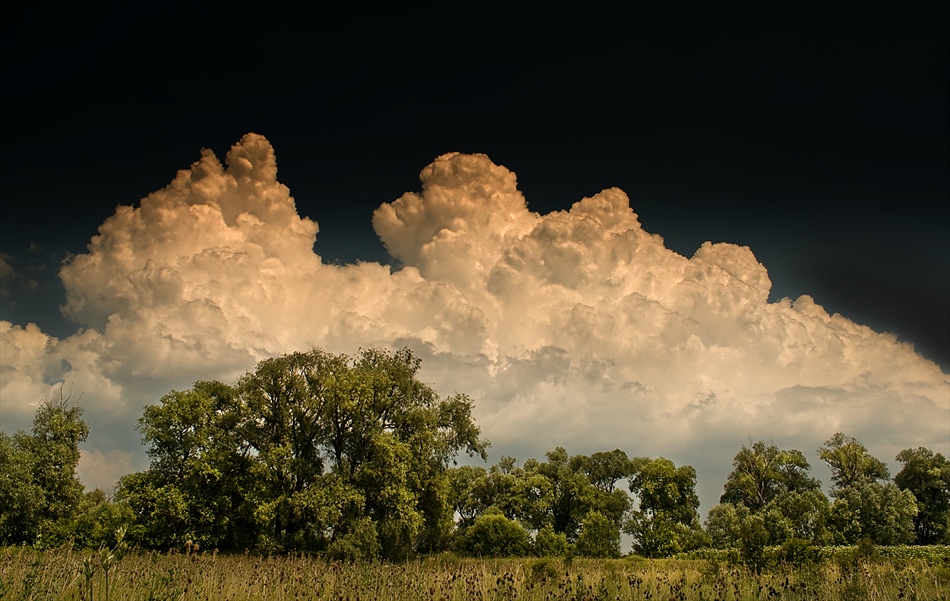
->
<box><xmin>763</xmin><ymin>488</ymin><xmax>832</xmax><ymax>544</ymax></box>
<box><xmin>827</xmin><ymin>481</ymin><xmax>918</xmax><ymax>545</ymax></box>
<box><xmin>120</xmin><ymin>347</ymin><xmax>488</xmax><ymax>558</ymax></box>
<box><xmin>456</xmin><ymin>513</ymin><xmax>531</xmax><ymax>557</ymax></box>
<box><xmin>625</xmin><ymin>457</ymin><xmax>704</xmax><ymax>557</ymax></box>
<box><xmin>720</xmin><ymin>441</ymin><xmax>820</xmax><ymax>511</ymax></box>
<box><xmin>0</xmin><ymin>388</ymin><xmax>89</xmax><ymax>546</ymax></box>
<box><xmin>895</xmin><ymin>447</ymin><xmax>950</xmax><ymax>544</ymax></box>
<box><xmin>776</xmin><ymin>537</ymin><xmax>818</xmax><ymax>566</ymax></box>
<box><xmin>738</xmin><ymin>513</ymin><xmax>770</xmax><ymax>573</ymax></box>
<box><xmin>628</xmin><ymin>457</ymin><xmax>700</xmax><ymax>524</ymax></box>
<box><xmin>533</xmin><ymin>524</ymin><xmax>569</xmax><ymax>557</ymax></box>
<box><xmin>574</xmin><ymin>511</ymin><xmax>620</xmax><ymax>558</ymax></box>
<box><xmin>704</xmin><ymin>502</ymin><xmax>749</xmax><ymax>549</ymax></box>
<box><xmin>325</xmin><ymin>517</ymin><xmax>380</xmax><ymax>561</ymax></box>
<box><xmin>117</xmin><ymin>380</ymin><xmax>255</xmax><ymax>551</ymax></box>
<box><xmin>818</xmin><ymin>432</ymin><xmax>889</xmax><ymax>495</ymax></box>
<box><xmin>72</xmin><ymin>489</ymin><xmax>135</xmax><ymax>550</ymax></box>
<box><xmin>0</xmin><ymin>432</ymin><xmax>44</xmax><ymax>544</ymax></box>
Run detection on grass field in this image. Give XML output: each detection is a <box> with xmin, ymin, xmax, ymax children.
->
<box><xmin>2</xmin><ymin>546</ymin><xmax>948</xmax><ymax>600</ymax></box>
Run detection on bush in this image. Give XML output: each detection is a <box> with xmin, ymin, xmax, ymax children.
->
<box><xmin>533</xmin><ymin>525</ymin><xmax>569</xmax><ymax>557</ymax></box>
<box><xmin>574</xmin><ymin>512</ymin><xmax>621</xmax><ymax>558</ymax></box>
<box><xmin>456</xmin><ymin>514</ymin><xmax>530</xmax><ymax>557</ymax></box>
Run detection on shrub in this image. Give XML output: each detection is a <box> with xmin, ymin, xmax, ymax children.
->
<box><xmin>456</xmin><ymin>514</ymin><xmax>530</xmax><ymax>557</ymax></box>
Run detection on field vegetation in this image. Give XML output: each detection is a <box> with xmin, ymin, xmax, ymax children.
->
<box><xmin>2</xmin><ymin>545</ymin><xmax>948</xmax><ymax>601</ymax></box>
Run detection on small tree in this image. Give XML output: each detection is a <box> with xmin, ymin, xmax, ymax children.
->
<box><xmin>533</xmin><ymin>525</ymin><xmax>569</xmax><ymax>557</ymax></box>
<box><xmin>574</xmin><ymin>511</ymin><xmax>620</xmax><ymax>558</ymax></box>
<box><xmin>0</xmin><ymin>387</ymin><xmax>89</xmax><ymax>546</ymax></box>
<box><xmin>456</xmin><ymin>512</ymin><xmax>530</xmax><ymax>557</ymax></box>
<box><xmin>895</xmin><ymin>447</ymin><xmax>950</xmax><ymax>544</ymax></box>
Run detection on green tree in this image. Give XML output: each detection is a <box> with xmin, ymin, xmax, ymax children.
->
<box><xmin>894</xmin><ymin>447</ymin><xmax>950</xmax><ymax>544</ymax></box>
<box><xmin>739</xmin><ymin>513</ymin><xmax>770</xmax><ymax>573</ymax></box>
<box><xmin>817</xmin><ymin>432</ymin><xmax>889</xmax><ymax>494</ymax></box>
<box><xmin>533</xmin><ymin>524</ymin><xmax>569</xmax><ymax>557</ymax></box>
<box><xmin>117</xmin><ymin>380</ymin><xmax>255</xmax><ymax>550</ymax></box>
<box><xmin>0</xmin><ymin>431</ymin><xmax>44</xmax><ymax>544</ymax></box>
<box><xmin>763</xmin><ymin>488</ymin><xmax>831</xmax><ymax>544</ymax></box>
<box><xmin>704</xmin><ymin>502</ymin><xmax>750</xmax><ymax>549</ymax></box>
<box><xmin>720</xmin><ymin>441</ymin><xmax>820</xmax><ymax>511</ymax></box>
<box><xmin>72</xmin><ymin>489</ymin><xmax>134</xmax><ymax>549</ymax></box>
<box><xmin>0</xmin><ymin>389</ymin><xmax>89</xmax><ymax>546</ymax></box>
<box><xmin>625</xmin><ymin>457</ymin><xmax>704</xmax><ymax>557</ymax></box>
<box><xmin>570</xmin><ymin>449</ymin><xmax>635</xmax><ymax>493</ymax></box>
<box><xmin>239</xmin><ymin>347</ymin><xmax>487</xmax><ymax>558</ymax></box>
<box><xmin>574</xmin><ymin>510</ymin><xmax>621</xmax><ymax>558</ymax></box>
<box><xmin>456</xmin><ymin>512</ymin><xmax>530</xmax><ymax>557</ymax></box>
<box><xmin>827</xmin><ymin>481</ymin><xmax>917</xmax><ymax>545</ymax></box>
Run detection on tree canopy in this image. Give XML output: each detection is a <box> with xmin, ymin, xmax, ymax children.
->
<box><xmin>118</xmin><ymin>347</ymin><xmax>488</xmax><ymax>558</ymax></box>
<box><xmin>2</xmin><ymin>364</ymin><xmax>945</xmax><ymax>560</ymax></box>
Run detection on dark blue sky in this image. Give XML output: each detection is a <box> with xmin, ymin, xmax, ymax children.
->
<box><xmin>2</xmin><ymin>2</ymin><xmax>948</xmax><ymax>370</ymax></box>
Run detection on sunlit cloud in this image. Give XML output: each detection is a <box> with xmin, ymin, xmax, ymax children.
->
<box><xmin>1</xmin><ymin>134</ymin><xmax>946</xmax><ymax>504</ymax></box>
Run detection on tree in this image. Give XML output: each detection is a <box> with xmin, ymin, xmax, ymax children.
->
<box><xmin>533</xmin><ymin>524</ymin><xmax>569</xmax><ymax>557</ymax></box>
<box><xmin>763</xmin><ymin>489</ymin><xmax>831</xmax><ymax>545</ymax></box>
<box><xmin>720</xmin><ymin>441</ymin><xmax>820</xmax><ymax>511</ymax></box>
<box><xmin>574</xmin><ymin>511</ymin><xmax>621</xmax><ymax>558</ymax></box>
<box><xmin>125</xmin><ymin>347</ymin><xmax>488</xmax><ymax>558</ymax></box>
<box><xmin>72</xmin><ymin>489</ymin><xmax>135</xmax><ymax>549</ymax></box>
<box><xmin>625</xmin><ymin>457</ymin><xmax>704</xmax><ymax>557</ymax></box>
<box><xmin>456</xmin><ymin>512</ymin><xmax>530</xmax><ymax>557</ymax></box>
<box><xmin>817</xmin><ymin>433</ymin><xmax>889</xmax><ymax>494</ymax></box>
<box><xmin>704</xmin><ymin>502</ymin><xmax>750</xmax><ymax>549</ymax></box>
<box><xmin>0</xmin><ymin>388</ymin><xmax>89</xmax><ymax>546</ymax></box>
<box><xmin>827</xmin><ymin>481</ymin><xmax>917</xmax><ymax>545</ymax></box>
<box><xmin>0</xmin><ymin>431</ymin><xmax>44</xmax><ymax>544</ymax></box>
<box><xmin>894</xmin><ymin>447</ymin><xmax>950</xmax><ymax>544</ymax></box>
<box><xmin>117</xmin><ymin>380</ymin><xmax>255</xmax><ymax>550</ymax></box>
<box><xmin>570</xmin><ymin>449</ymin><xmax>635</xmax><ymax>493</ymax></box>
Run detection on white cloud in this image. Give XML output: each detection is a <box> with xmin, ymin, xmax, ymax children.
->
<box><xmin>1</xmin><ymin>134</ymin><xmax>946</xmax><ymax>508</ymax></box>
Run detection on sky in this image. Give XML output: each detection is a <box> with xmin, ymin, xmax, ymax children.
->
<box><xmin>1</xmin><ymin>3</ymin><xmax>948</xmax><ymax>515</ymax></box>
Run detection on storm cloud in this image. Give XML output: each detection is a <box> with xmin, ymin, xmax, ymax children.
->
<box><xmin>1</xmin><ymin>134</ymin><xmax>946</xmax><ymax>505</ymax></box>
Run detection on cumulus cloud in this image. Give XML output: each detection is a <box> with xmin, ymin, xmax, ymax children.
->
<box><xmin>1</xmin><ymin>134</ymin><xmax>946</xmax><ymax>507</ymax></box>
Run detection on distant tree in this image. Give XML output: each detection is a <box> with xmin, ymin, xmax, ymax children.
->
<box><xmin>447</xmin><ymin>465</ymin><xmax>490</xmax><ymax>529</ymax></box>
<box><xmin>0</xmin><ymin>431</ymin><xmax>44</xmax><ymax>544</ymax></box>
<box><xmin>533</xmin><ymin>524</ymin><xmax>569</xmax><ymax>557</ymax></box>
<box><xmin>818</xmin><ymin>433</ymin><xmax>889</xmax><ymax>495</ymax></box>
<box><xmin>0</xmin><ymin>388</ymin><xmax>89</xmax><ymax>546</ymax></box>
<box><xmin>570</xmin><ymin>449</ymin><xmax>635</xmax><ymax>493</ymax></box>
<box><xmin>704</xmin><ymin>502</ymin><xmax>749</xmax><ymax>549</ymax></box>
<box><xmin>456</xmin><ymin>512</ymin><xmax>530</xmax><ymax>557</ymax></box>
<box><xmin>739</xmin><ymin>513</ymin><xmax>770</xmax><ymax>573</ymax></box>
<box><xmin>124</xmin><ymin>347</ymin><xmax>488</xmax><ymax>558</ymax></box>
<box><xmin>72</xmin><ymin>489</ymin><xmax>134</xmax><ymax>549</ymax></box>
<box><xmin>117</xmin><ymin>380</ymin><xmax>255</xmax><ymax>550</ymax></box>
<box><xmin>827</xmin><ymin>481</ymin><xmax>917</xmax><ymax>545</ymax></box>
<box><xmin>574</xmin><ymin>511</ymin><xmax>621</xmax><ymax>558</ymax></box>
<box><xmin>535</xmin><ymin>447</ymin><xmax>597</xmax><ymax>540</ymax></box>
<box><xmin>894</xmin><ymin>447</ymin><xmax>950</xmax><ymax>544</ymax></box>
<box><xmin>720</xmin><ymin>441</ymin><xmax>820</xmax><ymax>511</ymax></box>
<box><xmin>625</xmin><ymin>457</ymin><xmax>704</xmax><ymax>557</ymax></box>
<box><xmin>763</xmin><ymin>489</ymin><xmax>832</xmax><ymax>545</ymax></box>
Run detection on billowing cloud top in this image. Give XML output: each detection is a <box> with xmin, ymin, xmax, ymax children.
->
<box><xmin>1</xmin><ymin>134</ymin><xmax>946</xmax><ymax>502</ymax></box>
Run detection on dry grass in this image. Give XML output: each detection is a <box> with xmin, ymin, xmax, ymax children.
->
<box><xmin>2</xmin><ymin>546</ymin><xmax>948</xmax><ymax>600</ymax></box>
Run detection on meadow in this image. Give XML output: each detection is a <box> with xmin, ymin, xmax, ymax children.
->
<box><xmin>3</xmin><ymin>545</ymin><xmax>948</xmax><ymax>601</ymax></box>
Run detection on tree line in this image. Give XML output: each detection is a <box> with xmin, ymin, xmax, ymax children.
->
<box><xmin>1</xmin><ymin>347</ymin><xmax>947</xmax><ymax>560</ymax></box>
